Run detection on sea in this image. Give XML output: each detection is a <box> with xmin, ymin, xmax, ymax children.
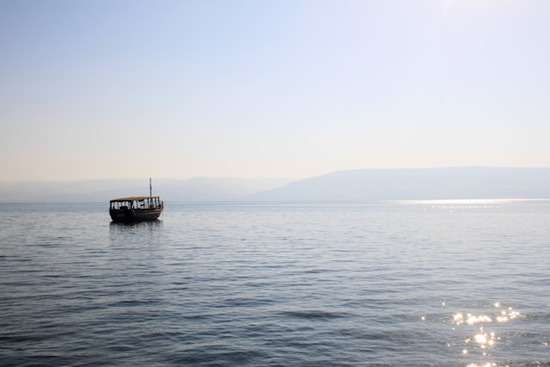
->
<box><xmin>1</xmin><ymin>200</ymin><xmax>549</xmax><ymax>367</ymax></box>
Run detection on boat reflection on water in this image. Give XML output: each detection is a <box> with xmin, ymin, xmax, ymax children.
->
<box><xmin>109</xmin><ymin>219</ymin><xmax>163</xmax><ymax>229</ymax></box>
<box><xmin>108</xmin><ymin>219</ymin><xmax>163</xmax><ymax>244</ymax></box>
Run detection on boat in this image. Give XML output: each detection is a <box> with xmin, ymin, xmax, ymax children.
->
<box><xmin>109</xmin><ymin>178</ymin><xmax>164</xmax><ymax>223</ymax></box>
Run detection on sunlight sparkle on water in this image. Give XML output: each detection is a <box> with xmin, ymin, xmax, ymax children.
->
<box><xmin>452</xmin><ymin>312</ymin><xmax>493</xmax><ymax>326</ymax></box>
<box><xmin>396</xmin><ymin>198</ymin><xmax>550</xmax><ymax>210</ymax></box>
<box><xmin>448</xmin><ymin>303</ymin><xmax>523</xmax><ymax>367</ymax></box>
<box><xmin>400</xmin><ymin>198</ymin><xmax>546</xmax><ymax>206</ymax></box>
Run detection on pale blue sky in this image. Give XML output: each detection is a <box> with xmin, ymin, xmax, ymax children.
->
<box><xmin>1</xmin><ymin>0</ymin><xmax>549</xmax><ymax>181</ymax></box>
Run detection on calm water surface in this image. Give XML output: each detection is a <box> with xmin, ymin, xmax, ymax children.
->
<box><xmin>1</xmin><ymin>200</ymin><xmax>549</xmax><ymax>366</ymax></box>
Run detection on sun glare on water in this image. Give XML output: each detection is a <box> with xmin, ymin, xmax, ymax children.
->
<box><xmin>395</xmin><ymin>198</ymin><xmax>548</xmax><ymax>210</ymax></box>
<box><xmin>446</xmin><ymin>302</ymin><xmax>522</xmax><ymax>367</ymax></box>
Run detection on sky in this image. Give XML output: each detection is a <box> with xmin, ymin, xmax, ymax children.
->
<box><xmin>1</xmin><ymin>0</ymin><xmax>549</xmax><ymax>181</ymax></box>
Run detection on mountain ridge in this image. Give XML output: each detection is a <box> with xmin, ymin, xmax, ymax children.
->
<box><xmin>251</xmin><ymin>167</ymin><xmax>550</xmax><ymax>201</ymax></box>
<box><xmin>0</xmin><ymin>177</ymin><xmax>289</xmax><ymax>203</ymax></box>
<box><xmin>1</xmin><ymin>167</ymin><xmax>549</xmax><ymax>202</ymax></box>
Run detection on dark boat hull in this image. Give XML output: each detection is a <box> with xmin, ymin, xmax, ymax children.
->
<box><xmin>110</xmin><ymin>207</ymin><xmax>163</xmax><ymax>223</ymax></box>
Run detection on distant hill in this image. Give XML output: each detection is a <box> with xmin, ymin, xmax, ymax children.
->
<box><xmin>2</xmin><ymin>168</ymin><xmax>549</xmax><ymax>203</ymax></box>
<box><xmin>0</xmin><ymin>177</ymin><xmax>290</xmax><ymax>203</ymax></box>
<box><xmin>251</xmin><ymin>167</ymin><xmax>550</xmax><ymax>201</ymax></box>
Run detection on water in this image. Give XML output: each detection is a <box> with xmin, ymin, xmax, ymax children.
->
<box><xmin>1</xmin><ymin>200</ymin><xmax>549</xmax><ymax>366</ymax></box>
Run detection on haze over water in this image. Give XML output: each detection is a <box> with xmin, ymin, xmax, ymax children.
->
<box><xmin>1</xmin><ymin>200</ymin><xmax>549</xmax><ymax>366</ymax></box>
<box><xmin>2</xmin><ymin>1</ymin><xmax>550</xmax><ymax>365</ymax></box>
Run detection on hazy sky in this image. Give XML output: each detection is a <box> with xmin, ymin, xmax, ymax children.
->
<box><xmin>1</xmin><ymin>0</ymin><xmax>549</xmax><ymax>181</ymax></box>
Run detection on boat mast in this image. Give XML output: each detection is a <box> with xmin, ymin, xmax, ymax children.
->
<box><xmin>149</xmin><ymin>177</ymin><xmax>152</xmax><ymax>203</ymax></box>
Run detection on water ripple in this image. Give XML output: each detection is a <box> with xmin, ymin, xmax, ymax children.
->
<box><xmin>1</xmin><ymin>202</ymin><xmax>549</xmax><ymax>366</ymax></box>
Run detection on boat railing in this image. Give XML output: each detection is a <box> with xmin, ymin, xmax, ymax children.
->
<box><xmin>110</xmin><ymin>197</ymin><xmax>163</xmax><ymax>210</ymax></box>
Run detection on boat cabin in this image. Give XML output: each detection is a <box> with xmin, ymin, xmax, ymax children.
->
<box><xmin>109</xmin><ymin>196</ymin><xmax>163</xmax><ymax>210</ymax></box>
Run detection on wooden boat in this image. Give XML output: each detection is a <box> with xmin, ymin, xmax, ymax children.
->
<box><xmin>109</xmin><ymin>178</ymin><xmax>164</xmax><ymax>223</ymax></box>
